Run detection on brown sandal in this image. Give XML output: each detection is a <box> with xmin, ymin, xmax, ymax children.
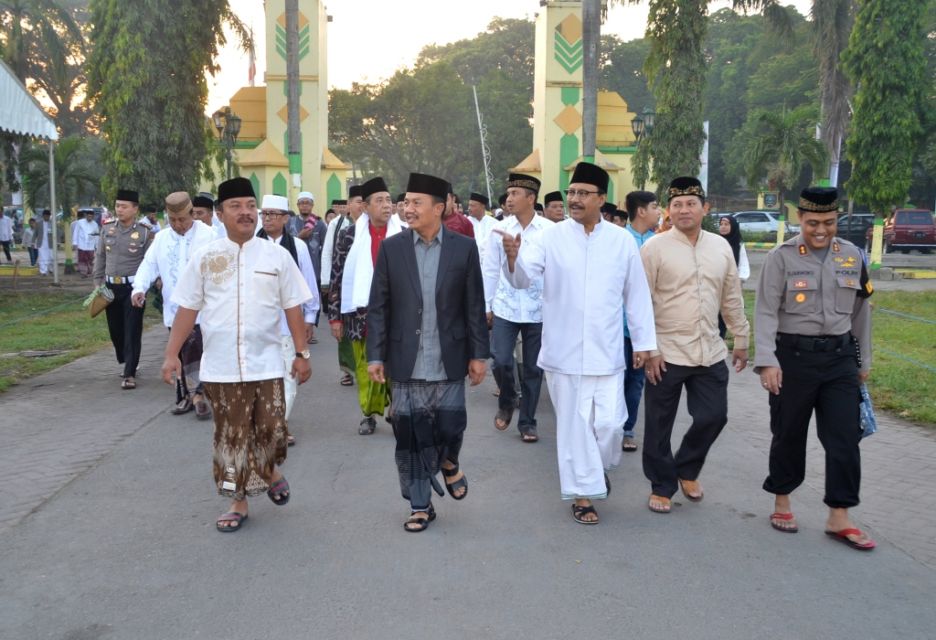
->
<box><xmin>648</xmin><ymin>494</ymin><xmax>671</xmax><ymax>514</ymax></box>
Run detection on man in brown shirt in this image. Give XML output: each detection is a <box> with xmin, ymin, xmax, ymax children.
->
<box><xmin>640</xmin><ymin>177</ymin><xmax>750</xmax><ymax>514</ymax></box>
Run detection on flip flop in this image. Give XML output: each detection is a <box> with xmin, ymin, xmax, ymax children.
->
<box><xmin>769</xmin><ymin>512</ymin><xmax>798</xmax><ymax>533</ymax></box>
<box><xmin>267</xmin><ymin>477</ymin><xmax>290</xmax><ymax>506</ymax></box>
<box><xmin>825</xmin><ymin>528</ymin><xmax>876</xmax><ymax>551</ymax></box>
<box><xmin>678</xmin><ymin>478</ymin><xmax>704</xmax><ymax>502</ymax></box>
<box><xmin>622</xmin><ymin>437</ymin><xmax>638</xmax><ymax>452</ymax></box>
<box><xmin>648</xmin><ymin>494</ymin><xmax>671</xmax><ymax>514</ymax></box>
<box><xmin>520</xmin><ymin>430</ymin><xmax>539</xmax><ymax>443</ymax></box>
<box><xmin>572</xmin><ymin>503</ymin><xmax>599</xmax><ymax>525</ymax></box>
<box><xmin>216</xmin><ymin>512</ymin><xmax>247</xmax><ymax>533</ymax></box>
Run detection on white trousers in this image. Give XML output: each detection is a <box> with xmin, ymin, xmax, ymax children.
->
<box><xmin>38</xmin><ymin>246</ymin><xmax>52</xmax><ymax>274</ymax></box>
<box><xmin>280</xmin><ymin>336</ymin><xmax>298</xmax><ymax>421</ymax></box>
<box><xmin>545</xmin><ymin>370</ymin><xmax>627</xmax><ymax>500</ymax></box>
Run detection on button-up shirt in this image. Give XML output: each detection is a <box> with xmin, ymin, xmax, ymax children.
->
<box><xmin>640</xmin><ymin>227</ymin><xmax>749</xmax><ymax>367</ymax></box>
<box><xmin>469</xmin><ymin>213</ymin><xmax>497</xmax><ymax>263</ymax></box>
<box><xmin>133</xmin><ymin>220</ymin><xmax>217</xmax><ymax>327</ymax></box>
<box><xmin>268</xmin><ymin>233</ymin><xmax>320</xmax><ymax>335</ymax></box>
<box><xmin>624</xmin><ymin>225</ymin><xmax>655</xmax><ymax>337</ymax></box>
<box><xmin>93</xmin><ymin>220</ymin><xmax>154</xmax><ymax>286</ymax></box>
<box><xmin>483</xmin><ymin>214</ymin><xmax>553</xmax><ymax>323</ymax></box>
<box><xmin>172</xmin><ymin>236</ymin><xmax>313</xmax><ymax>383</ymax></box>
<box><xmin>505</xmin><ymin>218</ymin><xmax>656</xmax><ymax>375</ymax></box>
<box><xmin>0</xmin><ymin>215</ymin><xmax>13</xmax><ymax>242</ymax></box>
<box><xmin>72</xmin><ymin>219</ymin><xmax>100</xmax><ymax>252</ymax></box>
<box><xmin>410</xmin><ymin>230</ymin><xmax>446</xmax><ymax>381</ymax></box>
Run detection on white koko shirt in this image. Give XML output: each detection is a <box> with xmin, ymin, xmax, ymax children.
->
<box><xmin>483</xmin><ymin>213</ymin><xmax>553</xmax><ymax>323</ymax></box>
<box><xmin>505</xmin><ymin>217</ymin><xmax>657</xmax><ymax>375</ymax></box>
<box><xmin>172</xmin><ymin>236</ymin><xmax>313</xmax><ymax>383</ymax></box>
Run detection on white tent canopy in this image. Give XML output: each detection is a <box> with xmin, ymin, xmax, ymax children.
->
<box><xmin>0</xmin><ymin>59</ymin><xmax>58</xmax><ymax>141</ymax></box>
<box><xmin>1</xmin><ymin>58</ymin><xmax>61</xmax><ymax>281</ymax></box>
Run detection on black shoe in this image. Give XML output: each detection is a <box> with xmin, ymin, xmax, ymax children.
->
<box><xmin>358</xmin><ymin>416</ymin><xmax>377</xmax><ymax>435</ymax></box>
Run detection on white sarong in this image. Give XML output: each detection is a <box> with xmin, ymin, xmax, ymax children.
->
<box><xmin>545</xmin><ymin>370</ymin><xmax>626</xmax><ymax>500</ymax></box>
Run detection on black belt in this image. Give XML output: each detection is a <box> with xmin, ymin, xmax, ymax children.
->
<box><xmin>777</xmin><ymin>333</ymin><xmax>850</xmax><ymax>352</ymax></box>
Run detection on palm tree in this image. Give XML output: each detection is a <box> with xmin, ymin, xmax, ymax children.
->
<box><xmin>743</xmin><ymin>105</ymin><xmax>827</xmax><ymax>244</ymax></box>
<box><xmin>812</xmin><ymin>0</ymin><xmax>853</xmax><ymax>187</ymax></box>
<box><xmin>0</xmin><ymin>0</ymin><xmax>83</xmax><ymax>81</ymax></box>
<box><xmin>19</xmin><ymin>136</ymin><xmax>100</xmax><ymax>222</ymax></box>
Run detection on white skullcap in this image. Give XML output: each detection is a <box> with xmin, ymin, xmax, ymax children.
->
<box><xmin>261</xmin><ymin>194</ymin><xmax>289</xmax><ymax>211</ymax></box>
<box><xmin>297</xmin><ymin>191</ymin><xmax>315</xmax><ymax>201</ymax></box>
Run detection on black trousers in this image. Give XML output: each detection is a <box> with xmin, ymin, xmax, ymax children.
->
<box><xmin>0</xmin><ymin>240</ymin><xmax>10</xmax><ymax>262</ymax></box>
<box><xmin>643</xmin><ymin>361</ymin><xmax>729</xmax><ymax>498</ymax></box>
<box><xmin>104</xmin><ymin>283</ymin><xmax>145</xmax><ymax>378</ymax></box>
<box><xmin>763</xmin><ymin>340</ymin><xmax>862</xmax><ymax>508</ymax></box>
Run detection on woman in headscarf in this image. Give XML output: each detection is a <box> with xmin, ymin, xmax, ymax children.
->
<box><xmin>718</xmin><ymin>215</ymin><xmax>750</xmax><ymax>337</ymax></box>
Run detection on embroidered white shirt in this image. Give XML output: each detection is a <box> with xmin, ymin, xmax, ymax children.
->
<box><xmin>172</xmin><ymin>236</ymin><xmax>313</xmax><ymax>383</ymax></box>
<box><xmin>483</xmin><ymin>214</ymin><xmax>553</xmax><ymax>323</ymax></box>
<box><xmin>132</xmin><ymin>220</ymin><xmax>217</xmax><ymax>327</ymax></box>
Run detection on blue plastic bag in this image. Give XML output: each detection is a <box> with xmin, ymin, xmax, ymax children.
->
<box><xmin>859</xmin><ymin>383</ymin><xmax>877</xmax><ymax>439</ymax></box>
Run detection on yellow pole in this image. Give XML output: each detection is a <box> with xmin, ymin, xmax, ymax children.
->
<box><xmin>869</xmin><ymin>215</ymin><xmax>885</xmax><ymax>269</ymax></box>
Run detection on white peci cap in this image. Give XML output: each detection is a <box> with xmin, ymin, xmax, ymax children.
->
<box><xmin>297</xmin><ymin>191</ymin><xmax>315</xmax><ymax>201</ymax></box>
<box><xmin>260</xmin><ymin>194</ymin><xmax>289</xmax><ymax>211</ymax></box>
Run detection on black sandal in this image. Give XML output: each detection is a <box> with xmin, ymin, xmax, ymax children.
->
<box><xmin>441</xmin><ymin>463</ymin><xmax>468</xmax><ymax>500</ymax></box>
<box><xmin>404</xmin><ymin>505</ymin><xmax>436</xmax><ymax>532</ymax></box>
<box><xmin>572</xmin><ymin>503</ymin><xmax>599</xmax><ymax>525</ymax></box>
<box><xmin>494</xmin><ymin>407</ymin><xmax>513</xmax><ymax>431</ymax></box>
<box><xmin>267</xmin><ymin>477</ymin><xmax>290</xmax><ymax>506</ymax></box>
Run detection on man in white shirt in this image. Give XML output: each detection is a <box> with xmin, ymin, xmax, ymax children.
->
<box><xmin>139</xmin><ymin>206</ymin><xmax>162</xmax><ymax>233</ymax></box>
<box><xmin>482</xmin><ymin>174</ymin><xmax>552</xmax><ymax>442</ymax></box>
<box><xmin>640</xmin><ymin>177</ymin><xmax>749</xmax><ymax>515</ymax></box>
<box><xmin>467</xmin><ymin>192</ymin><xmax>496</xmax><ymax>263</ymax></box>
<box><xmin>498</xmin><ymin>162</ymin><xmax>657</xmax><ymax>525</ymax></box>
<box><xmin>132</xmin><ymin>192</ymin><xmax>216</xmax><ymax>418</ymax></box>
<box><xmin>0</xmin><ymin>210</ymin><xmax>12</xmax><ymax>263</ymax></box>
<box><xmin>161</xmin><ymin>178</ymin><xmax>313</xmax><ymax>534</ymax></box>
<box><xmin>257</xmin><ymin>193</ymin><xmax>320</xmax><ymax>446</ymax></box>
<box><xmin>72</xmin><ymin>209</ymin><xmax>100</xmax><ymax>276</ymax></box>
<box><xmin>36</xmin><ymin>209</ymin><xmax>55</xmax><ymax>275</ymax></box>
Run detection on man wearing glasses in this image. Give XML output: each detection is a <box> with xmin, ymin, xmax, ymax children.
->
<box><xmin>497</xmin><ymin>162</ymin><xmax>657</xmax><ymax>525</ymax></box>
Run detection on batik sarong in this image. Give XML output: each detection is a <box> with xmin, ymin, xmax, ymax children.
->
<box><xmin>203</xmin><ymin>378</ymin><xmax>287</xmax><ymax>500</ymax></box>
<box><xmin>351</xmin><ymin>338</ymin><xmax>389</xmax><ymax>416</ymax></box>
<box><xmin>391</xmin><ymin>380</ymin><xmax>467</xmax><ymax>510</ymax></box>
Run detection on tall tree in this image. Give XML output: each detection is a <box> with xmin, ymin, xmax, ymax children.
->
<box><xmin>843</xmin><ymin>0</ymin><xmax>927</xmax><ymax>267</ymax></box>
<box><xmin>641</xmin><ymin>0</ymin><xmax>709</xmax><ymax>194</ymax></box>
<box><xmin>0</xmin><ymin>0</ymin><xmax>82</xmax><ymax>81</ymax></box>
<box><xmin>812</xmin><ymin>0</ymin><xmax>854</xmax><ymax>187</ymax></box>
<box><xmin>87</xmin><ymin>0</ymin><xmax>249</xmax><ymax>202</ymax></box>
<box><xmin>581</xmin><ymin>0</ymin><xmax>601</xmax><ymax>159</ymax></box>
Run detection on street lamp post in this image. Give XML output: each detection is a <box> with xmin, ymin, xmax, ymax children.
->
<box><xmin>631</xmin><ymin>107</ymin><xmax>655</xmax><ymax>190</ymax></box>
<box><xmin>212</xmin><ymin>107</ymin><xmax>242</xmax><ymax>180</ymax></box>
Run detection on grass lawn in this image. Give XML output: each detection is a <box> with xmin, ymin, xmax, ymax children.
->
<box><xmin>0</xmin><ymin>289</ymin><xmax>161</xmax><ymax>393</ymax></box>
<box><xmin>741</xmin><ymin>290</ymin><xmax>936</xmax><ymax>426</ymax></box>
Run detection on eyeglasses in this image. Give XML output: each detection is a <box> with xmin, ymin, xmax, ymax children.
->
<box><xmin>564</xmin><ymin>189</ymin><xmax>602</xmax><ymax>199</ymax></box>
<box><xmin>260</xmin><ymin>211</ymin><xmax>287</xmax><ymax>218</ymax></box>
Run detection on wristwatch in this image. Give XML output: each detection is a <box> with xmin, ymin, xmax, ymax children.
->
<box><xmin>295</xmin><ymin>349</ymin><xmax>311</xmax><ymax>360</ymax></box>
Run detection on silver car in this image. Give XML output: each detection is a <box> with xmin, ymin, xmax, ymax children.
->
<box><xmin>732</xmin><ymin>210</ymin><xmax>800</xmax><ymax>234</ymax></box>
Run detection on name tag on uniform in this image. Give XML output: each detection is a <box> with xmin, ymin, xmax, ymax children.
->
<box><xmin>793</xmin><ymin>280</ymin><xmax>808</xmax><ymax>289</ymax></box>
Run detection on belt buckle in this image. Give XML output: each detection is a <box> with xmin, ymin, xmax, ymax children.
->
<box><xmin>813</xmin><ymin>337</ymin><xmax>828</xmax><ymax>350</ymax></box>
<box><xmin>113</xmin><ymin>276</ymin><xmax>123</xmax><ymax>284</ymax></box>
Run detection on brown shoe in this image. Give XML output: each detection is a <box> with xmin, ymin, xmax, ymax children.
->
<box><xmin>678</xmin><ymin>478</ymin><xmax>703</xmax><ymax>502</ymax></box>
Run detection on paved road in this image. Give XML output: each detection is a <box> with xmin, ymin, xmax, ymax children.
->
<box><xmin>1</xmin><ymin>329</ymin><xmax>935</xmax><ymax>640</ymax></box>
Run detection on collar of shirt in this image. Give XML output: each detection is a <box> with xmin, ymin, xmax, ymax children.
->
<box><xmin>413</xmin><ymin>228</ymin><xmax>443</xmax><ymax>246</ymax></box>
<box><xmin>625</xmin><ymin>224</ymin><xmax>654</xmax><ymax>246</ymax></box>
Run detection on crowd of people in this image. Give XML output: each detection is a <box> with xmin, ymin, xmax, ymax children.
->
<box><xmin>74</xmin><ymin>161</ymin><xmax>874</xmax><ymax>551</ymax></box>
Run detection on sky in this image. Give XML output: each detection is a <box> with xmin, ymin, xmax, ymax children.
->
<box><xmin>207</xmin><ymin>0</ymin><xmax>813</xmax><ymax>113</ymax></box>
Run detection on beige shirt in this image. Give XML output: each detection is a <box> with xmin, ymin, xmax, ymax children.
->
<box><xmin>641</xmin><ymin>228</ymin><xmax>749</xmax><ymax>367</ymax></box>
<box><xmin>753</xmin><ymin>236</ymin><xmax>872</xmax><ymax>373</ymax></box>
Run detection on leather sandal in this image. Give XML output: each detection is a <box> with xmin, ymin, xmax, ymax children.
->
<box><xmin>404</xmin><ymin>505</ymin><xmax>436</xmax><ymax>532</ymax></box>
<box><xmin>648</xmin><ymin>494</ymin><xmax>671</xmax><ymax>514</ymax></box>
<box><xmin>678</xmin><ymin>478</ymin><xmax>704</xmax><ymax>502</ymax></box>
<box><xmin>572</xmin><ymin>503</ymin><xmax>599</xmax><ymax>525</ymax></box>
<box><xmin>441</xmin><ymin>463</ymin><xmax>468</xmax><ymax>500</ymax></box>
<box><xmin>267</xmin><ymin>477</ymin><xmax>290</xmax><ymax>506</ymax></box>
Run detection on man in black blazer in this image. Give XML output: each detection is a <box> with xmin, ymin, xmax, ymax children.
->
<box><xmin>367</xmin><ymin>172</ymin><xmax>489</xmax><ymax>533</ymax></box>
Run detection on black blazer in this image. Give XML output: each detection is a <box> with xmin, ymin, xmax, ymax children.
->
<box><xmin>366</xmin><ymin>226</ymin><xmax>489</xmax><ymax>382</ymax></box>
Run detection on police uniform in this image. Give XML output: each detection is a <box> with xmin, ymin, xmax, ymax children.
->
<box><xmin>92</xmin><ymin>190</ymin><xmax>154</xmax><ymax>381</ymax></box>
<box><xmin>753</xmin><ymin>187</ymin><xmax>873</xmax><ymax>509</ymax></box>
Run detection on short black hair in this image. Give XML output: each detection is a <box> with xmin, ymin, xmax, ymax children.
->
<box><xmin>625</xmin><ymin>191</ymin><xmax>657</xmax><ymax>222</ymax></box>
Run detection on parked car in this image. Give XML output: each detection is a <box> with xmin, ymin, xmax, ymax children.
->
<box><xmin>732</xmin><ymin>210</ymin><xmax>800</xmax><ymax>234</ymax></box>
<box><xmin>883</xmin><ymin>209</ymin><xmax>935</xmax><ymax>254</ymax></box>
<box><xmin>836</xmin><ymin>212</ymin><xmax>875</xmax><ymax>249</ymax></box>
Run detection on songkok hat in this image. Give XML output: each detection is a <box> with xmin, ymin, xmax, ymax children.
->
<box><xmin>668</xmin><ymin>176</ymin><xmax>705</xmax><ymax>202</ymax></box>
<box><xmin>348</xmin><ymin>185</ymin><xmax>364</xmax><ymax>199</ymax></box>
<box><xmin>165</xmin><ymin>192</ymin><xmax>192</xmax><ymax>215</ymax></box>
<box><xmin>544</xmin><ymin>191</ymin><xmax>563</xmax><ymax>205</ymax></box>
<box><xmin>261</xmin><ymin>194</ymin><xmax>289</xmax><ymax>211</ymax></box>
<box><xmin>570</xmin><ymin>162</ymin><xmax>610</xmax><ymax>193</ymax></box>
<box><xmin>469</xmin><ymin>192</ymin><xmax>489</xmax><ymax>207</ymax></box>
<box><xmin>798</xmin><ymin>186</ymin><xmax>838</xmax><ymax>213</ymax></box>
<box><xmin>331</xmin><ymin>199</ymin><xmax>347</xmax><ymax>206</ymax></box>
<box><xmin>406</xmin><ymin>173</ymin><xmax>449</xmax><ymax>201</ymax></box>
<box><xmin>361</xmin><ymin>177</ymin><xmax>389</xmax><ymax>201</ymax></box>
<box><xmin>141</xmin><ymin>204</ymin><xmax>157</xmax><ymax>214</ymax></box>
<box><xmin>534</xmin><ymin>203</ymin><xmax>544</xmax><ymax>213</ymax></box>
<box><xmin>395</xmin><ymin>193</ymin><xmax>406</xmax><ymax>204</ymax></box>
<box><xmin>116</xmin><ymin>189</ymin><xmax>139</xmax><ymax>204</ymax></box>
<box><xmin>506</xmin><ymin>173</ymin><xmax>541</xmax><ymax>194</ymax></box>
<box><xmin>297</xmin><ymin>191</ymin><xmax>314</xmax><ymax>202</ymax></box>
<box><xmin>192</xmin><ymin>195</ymin><xmax>214</xmax><ymax>209</ymax></box>
<box><xmin>217</xmin><ymin>177</ymin><xmax>256</xmax><ymax>204</ymax></box>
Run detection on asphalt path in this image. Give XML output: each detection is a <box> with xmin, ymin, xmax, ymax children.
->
<box><xmin>1</xmin><ymin>331</ymin><xmax>935</xmax><ymax>640</ymax></box>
